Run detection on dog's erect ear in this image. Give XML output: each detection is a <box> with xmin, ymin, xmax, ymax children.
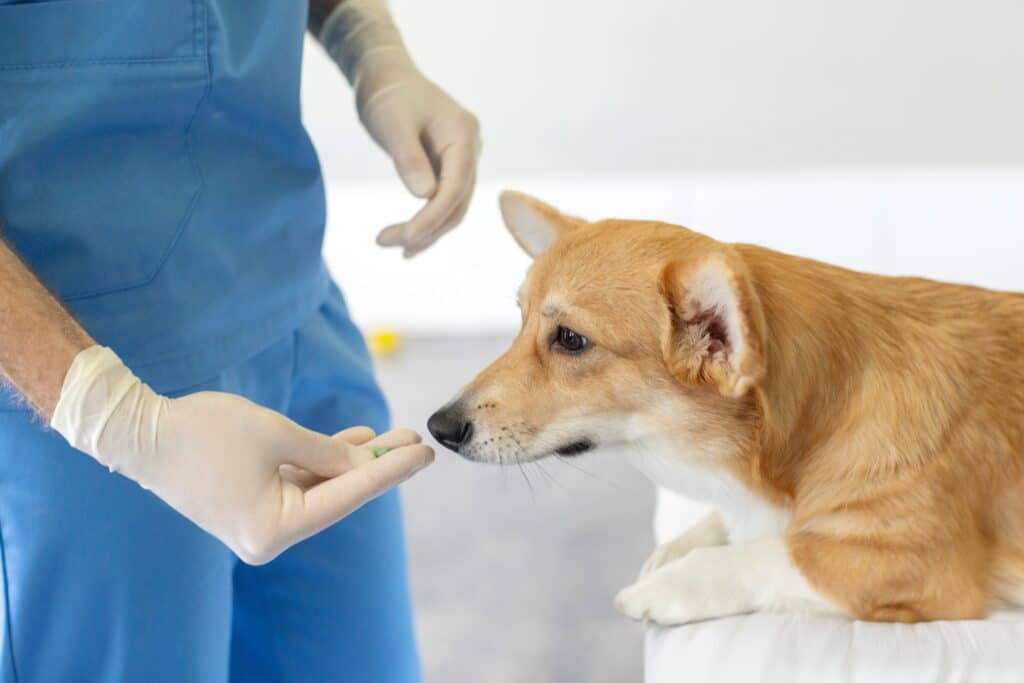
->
<box><xmin>659</xmin><ymin>252</ymin><xmax>766</xmax><ymax>398</ymax></box>
<box><xmin>499</xmin><ymin>191</ymin><xmax>574</xmax><ymax>258</ymax></box>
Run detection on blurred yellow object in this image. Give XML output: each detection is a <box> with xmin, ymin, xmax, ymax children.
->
<box><xmin>368</xmin><ymin>329</ymin><xmax>402</xmax><ymax>357</ymax></box>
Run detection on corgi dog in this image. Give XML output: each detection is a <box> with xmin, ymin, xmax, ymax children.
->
<box><xmin>428</xmin><ymin>191</ymin><xmax>1024</xmax><ymax>626</ymax></box>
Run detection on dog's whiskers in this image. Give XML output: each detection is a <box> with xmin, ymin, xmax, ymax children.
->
<box><xmin>500</xmin><ymin>431</ymin><xmax>536</xmax><ymax>499</ymax></box>
<box><xmin>531</xmin><ymin>460</ymin><xmax>566</xmax><ymax>492</ymax></box>
<box><xmin>553</xmin><ymin>452</ymin><xmax>603</xmax><ymax>481</ymax></box>
<box><xmin>514</xmin><ymin>453</ymin><xmax>535</xmax><ymax>499</ymax></box>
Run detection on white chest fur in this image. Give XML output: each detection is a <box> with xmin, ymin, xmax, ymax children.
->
<box><xmin>620</xmin><ymin>437</ymin><xmax>790</xmax><ymax>543</ymax></box>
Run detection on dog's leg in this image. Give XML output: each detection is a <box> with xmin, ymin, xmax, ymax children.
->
<box><xmin>615</xmin><ymin>537</ymin><xmax>840</xmax><ymax>625</ymax></box>
<box><xmin>638</xmin><ymin>511</ymin><xmax>727</xmax><ymax>580</ymax></box>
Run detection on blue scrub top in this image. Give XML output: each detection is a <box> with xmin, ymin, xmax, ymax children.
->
<box><xmin>0</xmin><ymin>0</ymin><xmax>332</xmax><ymax>393</ymax></box>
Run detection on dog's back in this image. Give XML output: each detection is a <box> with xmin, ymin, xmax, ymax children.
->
<box><xmin>740</xmin><ymin>244</ymin><xmax>1024</xmax><ymax>616</ymax></box>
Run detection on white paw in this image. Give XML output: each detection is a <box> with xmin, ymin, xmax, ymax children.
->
<box><xmin>616</xmin><ymin>537</ymin><xmax>839</xmax><ymax>626</ymax></box>
<box><xmin>614</xmin><ymin>579</ymin><xmax>658</xmax><ymax>622</ymax></box>
<box><xmin>614</xmin><ymin>547</ymin><xmax>752</xmax><ymax>626</ymax></box>
<box><xmin>638</xmin><ymin>542</ymin><xmax>687</xmax><ymax>580</ymax></box>
<box><xmin>614</xmin><ymin>573</ymin><xmax>704</xmax><ymax>626</ymax></box>
<box><xmin>637</xmin><ymin>512</ymin><xmax>728</xmax><ymax>580</ymax></box>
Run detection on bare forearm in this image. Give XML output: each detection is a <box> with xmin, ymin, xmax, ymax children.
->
<box><xmin>0</xmin><ymin>238</ymin><xmax>94</xmax><ymax>419</ymax></box>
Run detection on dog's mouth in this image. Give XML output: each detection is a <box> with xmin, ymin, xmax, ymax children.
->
<box><xmin>554</xmin><ymin>439</ymin><xmax>595</xmax><ymax>457</ymax></box>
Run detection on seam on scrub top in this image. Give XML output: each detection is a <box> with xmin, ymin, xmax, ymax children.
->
<box><xmin>0</xmin><ymin>56</ymin><xmax>203</xmax><ymax>72</ymax></box>
<box><xmin>60</xmin><ymin>0</ymin><xmax>211</xmax><ymax>302</ymax></box>
<box><xmin>282</xmin><ymin>327</ymin><xmax>301</xmax><ymax>417</ymax></box>
<box><xmin>0</xmin><ymin>516</ymin><xmax>21</xmax><ymax>683</ymax></box>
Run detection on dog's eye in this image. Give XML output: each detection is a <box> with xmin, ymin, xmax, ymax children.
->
<box><xmin>554</xmin><ymin>326</ymin><xmax>589</xmax><ymax>354</ymax></box>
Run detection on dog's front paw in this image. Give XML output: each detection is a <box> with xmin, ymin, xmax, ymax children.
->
<box><xmin>615</xmin><ymin>546</ymin><xmax>752</xmax><ymax>626</ymax></box>
<box><xmin>638</xmin><ymin>542</ymin><xmax>689</xmax><ymax>580</ymax></box>
<box><xmin>614</xmin><ymin>580</ymin><xmax>657</xmax><ymax>622</ymax></box>
<box><xmin>615</xmin><ymin>573</ymin><xmax>700</xmax><ymax>626</ymax></box>
<box><xmin>637</xmin><ymin>512</ymin><xmax>728</xmax><ymax>580</ymax></box>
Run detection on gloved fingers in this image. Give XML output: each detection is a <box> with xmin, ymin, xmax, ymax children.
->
<box><xmin>380</xmin><ymin>125</ymin><xmax>438</xmax><ymax>199</ymax></box>
<box><xmin>279</xmin><ymin>464</ymin><xmax>323</xmax><ymax>489</ymax></box>
<box><xmin>283</xmin><ymin>432</ymin><xmax>354</xmax><ymax>478</ymax></box>
<box><xmin>375</xmin><ymin>222</ymin><xmax>405</xmax><ymax>248</ymax></box>
<box><xmin>286</xmin><ymin>424</ymin><xmax>395</xmax><ymax>478</ymax></box>
<box><xmin>345</xmin><ymin>427</ymin><xmax>424</xmax><ymax>466</ymax></box>
<box><xmin>376</xmin><ymin>138</ymin><xmax>476</xmax><ymax>252</ymax></box>
<box><xmin>401</xmin><ymin>174</ymin><xmax>475</xmax><ymax>258</ymax></box>
<box><xmin>333</xmin><ymin>425</ymin><xmax>377</xmax><ymax>445</ymax></box>
<box><xmin>362</xmin><ymin>427</ymin><xmax>423</xmax><ymax>454</ymax></box>
<box><xmin>279</xmin><ymin>441</ymin><xmax>435</xmax><ymax>542</ymax></box>
<box><xmin>278</xmin><ymin>427</ymin><xmax>377</xmax><ymax>488</ymax></box>
<box><xmin>377</xmin><ymin>160</ymin><xmax>475</xmax><ymax>253</ymax></box>
<box><xmin>358</xmin><ymin>91</ymin><xmax>438</xmax><ymax>202</ymax></box>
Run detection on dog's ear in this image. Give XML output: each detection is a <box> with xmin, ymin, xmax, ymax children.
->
<box><xmin>499</xmin><ymin>191</ymin><xmax>575</xmax><ymax>258</ymax></box>
<box><xmin>659</xmin><ymin>252</ymin><xmax>766</xmax><ymax>398</ymax></box>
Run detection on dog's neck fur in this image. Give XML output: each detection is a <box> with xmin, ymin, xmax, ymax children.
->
<box><xmin>661</xmin><ymin>242</ymin><xmax>1024</xmax><ymax>540</ymax></box>
<box><xmin>639</xmin><ymin>245</ymin><xmax>926</xmax><ymax>540</ymax></box>
<box><xmin>743</xmin><ymin>246</ymin><xmax>876</xmax><ymax>499</ymax></box>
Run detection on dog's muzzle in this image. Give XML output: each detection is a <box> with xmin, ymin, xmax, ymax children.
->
<box><xmin>427</xmin><ymin>404</ymin><xmax>474</xmax><ymax>452</ymax></box>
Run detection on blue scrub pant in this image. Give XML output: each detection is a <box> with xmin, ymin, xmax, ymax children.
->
<box><xmin>0</xmin><ymin>290</ymin><xmax>421</xmax><ymax>682</ymax></box>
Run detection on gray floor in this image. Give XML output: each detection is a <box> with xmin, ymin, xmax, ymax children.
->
<box><xmin>375</xmin><ymin>336</ymin><xmax>655</xmax><ymax>683</ymax></box>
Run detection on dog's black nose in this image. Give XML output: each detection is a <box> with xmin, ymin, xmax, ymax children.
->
<box><xmin>427</xmin><ymin>406</ymin><xmax>474</xmax><ymax>452</ymax></box>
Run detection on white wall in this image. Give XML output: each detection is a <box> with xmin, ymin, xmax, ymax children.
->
<box><xmin>302</xmin><ymin>1</ymin><xmax>1024</xmax><ymax>334</ymax></box>
<box><xmin>305</xmin><ymin>0</ymin><xmax>1024</xmax><ymax>177</ymax></box>
<box><xmin>321</xmin><ymin>170</ymin><xmax>1024</xmax><ymax>333</ymax></box>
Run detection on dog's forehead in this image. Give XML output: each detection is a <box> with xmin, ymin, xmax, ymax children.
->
<box><xmin>532</xmin><ymin>221</ymin><xmax>671</xmax><ymax>286</ymax></box>
<box><xmin>517</xmin><ymin>222</ymin><xmax>675</xmax><ymax>330</ymax></box>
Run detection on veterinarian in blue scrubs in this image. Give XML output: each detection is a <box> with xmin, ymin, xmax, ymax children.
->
<box><xmin>0</xmin><ymin>0</ymin><xmax>479</xmax><ymax>680</ymax></box>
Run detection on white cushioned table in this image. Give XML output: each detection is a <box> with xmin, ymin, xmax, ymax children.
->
<box><xmin>645</xmin><ymin>490</ymin><xmax>1024</xmax><ymax>683</ymax></box>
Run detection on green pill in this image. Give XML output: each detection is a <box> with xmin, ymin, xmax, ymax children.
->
<box><xmin>373</xmin><ymin>447</ymin><xmax>391</xmax><ymax>458</ymax></box>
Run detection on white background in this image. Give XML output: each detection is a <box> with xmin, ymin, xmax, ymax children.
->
<box><xmin>301</xmin><ymin>0</ymin><xmax>1024</xmax><ymax>334</ymax></box>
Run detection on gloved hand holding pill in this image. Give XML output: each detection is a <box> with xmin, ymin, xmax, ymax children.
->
<box><xmin>51</xmin><ymin>346</ymin><xmax>434</xmax><ymax>565</ymax></box>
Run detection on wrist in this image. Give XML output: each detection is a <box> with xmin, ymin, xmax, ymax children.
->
<box><xmin>32</xmin><ymin>332</ymin><xmax>91</xmax><ymax>420</ymax></box>
<box><xmin>318</xmin><ymin>0</ymin><xmax>415</xmax><ymax>88</ymax></box>
<box><xmin>50</xmin><ymin>346</ymin><xmax>151</xmax><ymax>469</ymax></box>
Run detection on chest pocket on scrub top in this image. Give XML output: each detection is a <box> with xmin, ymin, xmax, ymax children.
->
<box><xmin>0</xmin><ymin>0</ymin><xmax>209</xmax><ymax>300</ymax></box>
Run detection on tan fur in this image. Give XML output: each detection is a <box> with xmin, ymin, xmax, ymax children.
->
<box><xmin>450</xmin><ymin>192</ymin><xmax>1024</xmax><ymax>623</ymax></box>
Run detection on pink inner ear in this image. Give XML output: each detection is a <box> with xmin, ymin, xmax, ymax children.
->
<box><xmin>688</xmin><ymin>304</ymin><xmax>730</xmax><ymax>357</ymax></box>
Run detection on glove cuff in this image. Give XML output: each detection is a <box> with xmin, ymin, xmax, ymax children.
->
<box><xmin>318</xmin><ymin>0</ymin><xmax>415</xmax><ymax>88</ymax></box>
<box><xmin>50</xmin><ymin>345</ymin><xmax>140</xmax><ymax>463</ymax></box>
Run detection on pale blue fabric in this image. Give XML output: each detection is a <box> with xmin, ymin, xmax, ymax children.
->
<box><xmin>0</xmin><ymin>0</ymin><xmax>328</xmax><ymax>392</ymax></box>
<box><xmin>0</xmin><ymin>1</ymin><xmax>420</xmax><ymax>680</ymax></box>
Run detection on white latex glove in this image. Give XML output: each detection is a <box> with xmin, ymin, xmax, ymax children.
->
<box><xmin>320</xmin><ymin>0</ymin><xmax>481</xmax><ymax>257</ymax></box>
<box><xmin>50</xmin><ymin>346</ymin><xmax>434</xmax><ymax>565</ymax></box>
